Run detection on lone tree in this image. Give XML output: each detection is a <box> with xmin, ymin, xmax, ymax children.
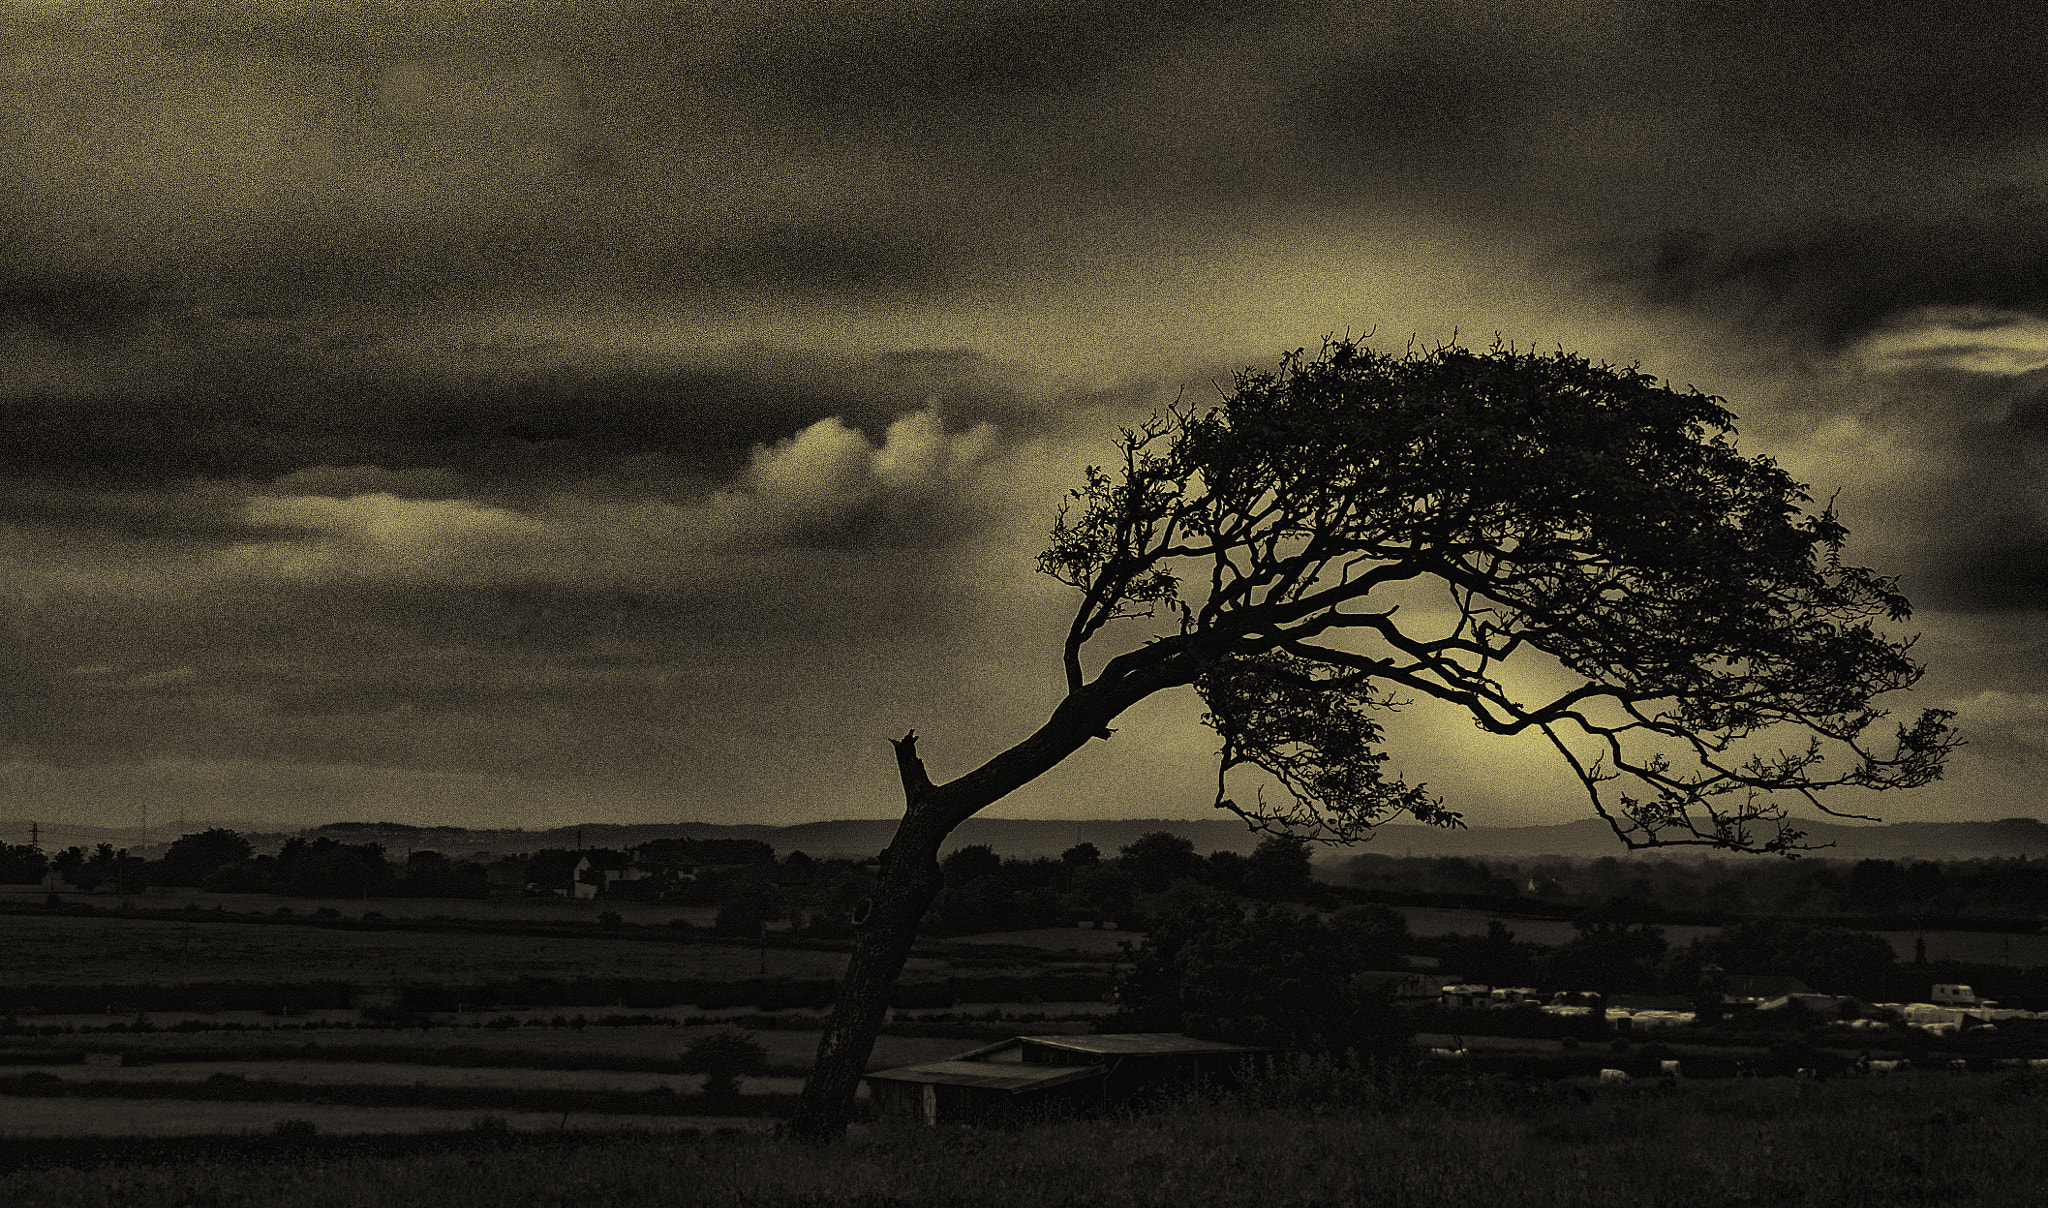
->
<box><xmin>788</xmin><ymin>337</ymin><xmax>1957</xmax><ymax>1137</ymax></box>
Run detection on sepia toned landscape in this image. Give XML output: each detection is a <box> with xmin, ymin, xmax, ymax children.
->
<box><xmin>4</xmin><ymin>818</ymin><xmax>2048</xmax><ymax>1204</ymax></box>
<box><xmin>10</xmin><ymin>0</ymin><xmax>2048</xmax><ymax>1202</ymax></box>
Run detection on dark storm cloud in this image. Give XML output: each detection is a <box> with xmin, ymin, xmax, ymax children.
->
<box><xmin>1944</xmin><ymin>537</ymin><xmax>2048</xmax><ymax>614</ymax></box>
<box><xmin>681</xmin><ymin>224</ymin><xmax>969</xmax><ymax>302</ymax></box>
<box><xmin>0</xmin><ymin>481</ymin><xmax>308</xmax><ymax>544</ymax></box>
<box><xmin>0</xmin><ymin>289</ymin><xmax>1037</xmax><ymax>511</ymax></box>
<box><xmin>749</xmin><ymin>0</ymin><xmax>1271</xmax><ymax>114</ymax></box>
<box><xmin>0</xmin><ymin>267</ymin><xmax>170</xmax><ymax>343</ymax></box>
<box><xmin>7</xmin><ymin>1</ymin><xmax>2048</xmax><ymax>825</ymax></box>
<box><xmin>1608</xmin><ymin>188</ymin><xmax>2048</xmax><ymax>354</ymax></box>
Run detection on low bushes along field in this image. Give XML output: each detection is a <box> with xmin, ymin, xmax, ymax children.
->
<box><xmin>7</xmin><ymin>1071</ymin><xmax>2048</xmax><ymax>1207</ymax></box>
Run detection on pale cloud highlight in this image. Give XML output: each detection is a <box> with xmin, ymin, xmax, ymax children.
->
<box><xmin>217</xmin><ymin>409</ymin><xmax>1002</xmax><ymax>590</ymax></box>
<box><xmin>1849</xmin><ymin>306</ymin><xmax>2048</xmax><ymax>375</ymax></box>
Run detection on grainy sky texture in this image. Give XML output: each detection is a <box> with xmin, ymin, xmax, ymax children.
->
<box><xmin>3</xmin><ymin>1</ymin><xmax>2044</xmax><ymax>832</ymax></box>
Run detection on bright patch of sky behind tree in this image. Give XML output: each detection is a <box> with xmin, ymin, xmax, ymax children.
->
<box><xmin>3</xmin><ymin>1</ymin><xmax>2046</xmax><ymax>833</ymax></box>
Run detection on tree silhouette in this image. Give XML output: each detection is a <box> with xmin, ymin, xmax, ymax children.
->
<box><xmin>154</xmin><ymin>828</ymin><xmax>254</xmax><ymax>888</ymax></box>
<box><xmin>1117</xmin><ymin>830</ymin><xmax>1203</xmax><ymax>893</ymax></box>
<box><xmin>789</xmin><ymin>337</ymin><xmax>1957</xmax><ymax>1137</ymax></box>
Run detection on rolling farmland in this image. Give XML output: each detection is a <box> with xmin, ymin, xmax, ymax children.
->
<box><xmin>0</xmin><ymin>891</ymin><xmax>1116</xmax><ymax>1145</ymax></box>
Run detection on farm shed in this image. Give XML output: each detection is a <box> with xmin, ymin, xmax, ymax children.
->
<box><xmin>1353</xmin><ymin>970</ymin><xmax>1454</xmax><ymax>1003</ymax></box>
<box><xmin>864</xmin><ymin>1034</ymin><xmax>1270</xmax><ymax>1126</ymax></box>
<box><xmin>863</xmin><ymin>1059</ymin><xmax>1109</xmax><ymax>1126</ymax></box>
<box><xmin>1720</xmin><ymin>975</ymin><xmax>1814</xmax><ymax>1007</ymax></box>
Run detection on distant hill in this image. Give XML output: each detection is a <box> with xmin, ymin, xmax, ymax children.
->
<box><xmin>1350</xmin><ymin>816</ymin><xmax>2048</xmax><ymax>862</ymax></box>
<box><xmin>9</xmin><ymin>814</ymin><xmax>2045</xmax><ymax>864</ymax></box>
<box><xmin>281</xmin><ymin>817</ymin><xmax>1274</xmax><ymax>861</ymax></box>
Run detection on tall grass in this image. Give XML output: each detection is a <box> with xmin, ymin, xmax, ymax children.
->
<box><xmin>7</xmin><ymin>1072</ymin><xmax>2048</xmax><ymax>1207</ymax></box>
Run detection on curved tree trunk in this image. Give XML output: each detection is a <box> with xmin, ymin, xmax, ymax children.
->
<box><xmin>787</xmin><ymin>662</ymin><xmax>1196</xmax><ymax>1140</ymax></box>
<box><xmin>787</xmin><ymin>734</ymin><xmax>956</xmax><ymax>1140</ymax></box>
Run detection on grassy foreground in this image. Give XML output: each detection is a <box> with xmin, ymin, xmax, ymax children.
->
<box><xmin>10</xmin><ymin>1072</ymin><xmax>2048</xmax><ymax>1207</ymax></box>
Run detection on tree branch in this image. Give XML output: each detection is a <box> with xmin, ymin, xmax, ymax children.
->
<box><xmin>890</xmin><ymin>731</ymin><xmax>934</xmax><ymax>805</ymax></box>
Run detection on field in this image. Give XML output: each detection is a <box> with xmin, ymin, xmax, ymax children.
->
<box><xmin>0</xmin><ymin>889</ymin><xmax>1120</xmax><ymax>1147</ymax></box>
<box><xmin>7</xmin><ymin>1073</ymin><xmax>2048</xmax><ymax>1206</ymax></box>
<box><xmin>0</xmin><ymin>1098</ymin><xmax>745</xmax><ymax>1139</ymax></box>
<box><xmin>0</xmin><ymin>911</ymin><xmax>874</xmax><ymax>988</ymax></box>
<box><xmin>7</xmin><ymin>880</ymin><xmax>2046</xmax><ymax>1205</ymax></box>
<box><xmin>27</xmin><ymin>1023</ymin><xmax>982</xmax><ymax>1072</ymax></box>
<box><xmin>1403</xmin><ymin>905</ymin><xmax>2048</xmax><ymax>967</ymax></box>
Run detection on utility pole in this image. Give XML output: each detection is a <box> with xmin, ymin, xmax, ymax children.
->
<box><xmin>29</xmin><ymin>821</ymin><xmax>37</xmax><ymax>848</ymax></box>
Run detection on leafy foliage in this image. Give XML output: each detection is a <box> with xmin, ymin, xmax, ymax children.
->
<box><xmin>1039</xmin><ymin>338</ymin><xmax>1956</xmax><ymax>851</ymax></box>
<box><xmin>0</xmin><ymin>842</ymin><xmax>48</xmax><ymax>885</ymax></box>
<box><xmin>680</xmin><ymin>1029</ymin><xmax>770</xmax><ymax>1077</ymax></box>
<box><xmin>154</xmin><ymin>829</ymin><xmax>255</xmax><ymax>887</ymax></box>
<box><xmin>1117</xmin><ymin>831</ymin><xmax>1204</xmax><ymax>893</ymax></box>
<box><xmin>1107</xmin><ymin>885</ymin><xmax>1409</xmax><ymax>1053</ymax></box>
<box><xmin>1241</xmin><ymin>834</ymin><xmax>1316</xmax><ymax>901</ymax></box>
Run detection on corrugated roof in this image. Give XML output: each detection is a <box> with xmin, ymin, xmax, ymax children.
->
<box><xmin>863</xmin><ymin>1060</ymin><xmax>1108</xmax><ymax>1092</ymax></box>
<box><xmin>1019</xmin><ymin>1033</ymin><xmax>1270</xmax><ymax>1056</ymax></box>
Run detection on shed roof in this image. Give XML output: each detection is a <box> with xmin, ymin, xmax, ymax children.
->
<box><xmin>1724</xmin><ymin>974</ymin><xmax>1814</xmax><ymax>999</ymax></box>
<box><xmin>1018</xmin><ymin>1033</ymin><xmax>1270</xmax><ymax>1056</ymax></box>
<box><xmin>862</xmin><ymin>1060</ymin><xmax>1108</xmax><ymax>1092</ymax></box>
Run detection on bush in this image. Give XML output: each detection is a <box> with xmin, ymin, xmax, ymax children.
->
<box><xmin>681</xmin><ymin>1030</ymin><xmax>768</xmax><ymax>1076</ymax></box>
<box><xmin>702</xmin><ymin>1070</ymin><xmax>742</xmax><ymax>1108</ymax></box>
<box><xmin>271</xmin><ymin>1119</ymin><xmax>318</xmax><ymax>1140</ymax></box>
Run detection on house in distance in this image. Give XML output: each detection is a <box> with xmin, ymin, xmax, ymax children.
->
<box><xmin>863</xmin><ymin>1034</ymin><xmax>1271</xmax><ymax>1127</ymax></box>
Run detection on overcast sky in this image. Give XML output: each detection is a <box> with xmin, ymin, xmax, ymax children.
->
<box><xmin>3</xmin><ymin>1</ymin><xmax>2045</xmax><ymax>838</ymax></box>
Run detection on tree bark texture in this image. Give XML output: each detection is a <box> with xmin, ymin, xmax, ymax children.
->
<box><xmin>785</xmin><ymin>799</ymin><xmax>948</xmax><ymax>1138</ymax></box>
<box><xmin>789</xmin><ymin>665</ymin><xmax>1193</xmax><ymax>1139</ymax></box>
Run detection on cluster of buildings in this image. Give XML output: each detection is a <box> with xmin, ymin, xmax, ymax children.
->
<box><xmin>865</xmin><ymin>977</ymin><xmax>2047</xmax><ymax>1126</ymax></box>
<box><xmin>1419</xmin><ymin>974</ymin><xmax>2040</xmax><ymax>1036</ymax></box>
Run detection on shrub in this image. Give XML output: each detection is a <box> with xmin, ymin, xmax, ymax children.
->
<box><xmin>271</xmin><ymin>1119</ymin><xmax>318</xmax><ymax>1139</ymax></box>
<box><xmin>681</xmin><ymin>1030</ymin><xmax>769</xmax><ymax>1077</ymax></box>
<box><xmin>702</xmin><ymin>1070</ymin><xmax>742</xmax><ymax>1109</ymax></box>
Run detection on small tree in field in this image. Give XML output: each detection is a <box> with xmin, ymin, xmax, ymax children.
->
<box><xmin>788</xmin><ymin>337</ymin><xmax>1957</xmax><ymax>1138</ymax></box>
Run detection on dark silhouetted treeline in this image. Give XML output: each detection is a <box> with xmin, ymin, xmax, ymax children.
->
<box><xmin>1340</xmin><ymin>851</ymin><xmax>2048</xmax><ymax>926</ymax></box>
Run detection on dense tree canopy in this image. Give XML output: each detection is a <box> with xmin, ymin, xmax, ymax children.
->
<box><xmin>155</xmin><ymin>828</ymin><xmax>255</xmax><ymax>887</ymax></box>
<box><xmin>1118</xmin><ymin>830</ymin><xmax>1204</xmax><ymax>893</ymax></box>
<box><xmin>1039</xmin><ymin>339</ymin><xmax>1956</xmax><ymax>851</ymax></box>
<box><xmin>1110</xmin><ymin>887</ymin><xmax>1411</xmax><ymax>1052</ymax></box>
<box><xmin>0</xmin><ymin>841</ymin><xmax>48</xmax><ymax>885</ymax></box>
